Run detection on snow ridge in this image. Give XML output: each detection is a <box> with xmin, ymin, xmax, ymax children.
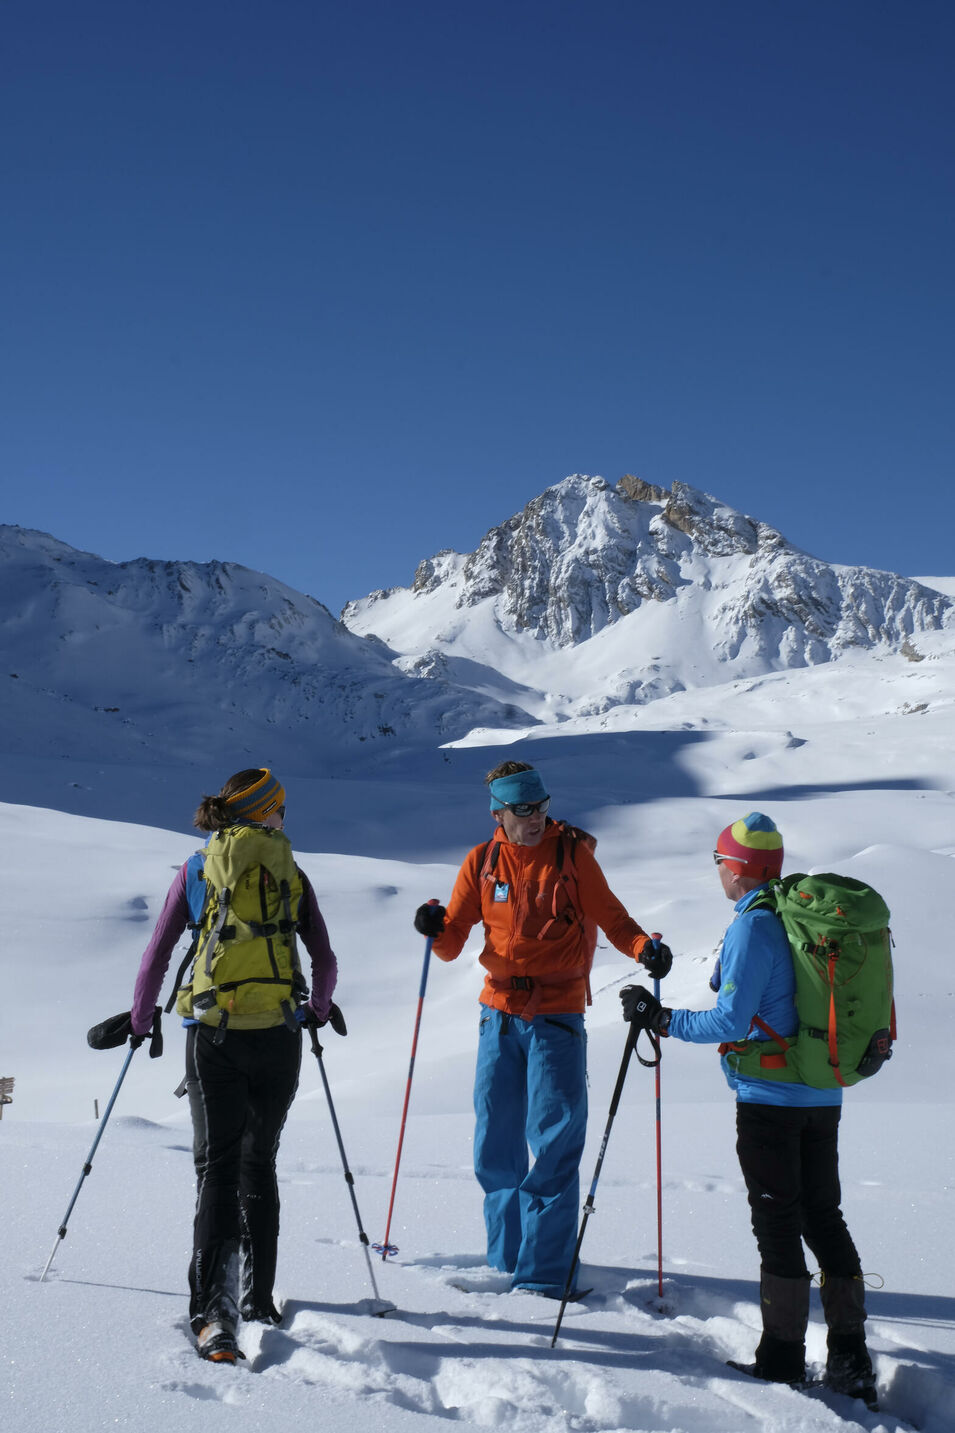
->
<box><xmin>0</xmin><ymin>525</ymin><xmax>533</xmax><ymax>772</ymax></box>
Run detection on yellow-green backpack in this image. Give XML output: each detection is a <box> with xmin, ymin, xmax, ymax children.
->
<box><xmin>172</xmin><ymin>825</ymin><xmax>306</xmax><ymax>1039</ymax></box>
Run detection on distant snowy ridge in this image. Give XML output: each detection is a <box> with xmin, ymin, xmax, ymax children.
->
<box><xmin>343</xmin><ymin>474</ymin><xmax>953</xmax><ymax>719</ymax></box>
<box><xmin>0</xmin><ymin>525</ymin><xmax>532</xmax><ymax>771</ymax></box>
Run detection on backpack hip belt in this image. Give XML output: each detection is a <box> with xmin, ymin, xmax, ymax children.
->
<box><xmin>482</xmin><ymin>961</ymin><xmax>589</xmax><ymax>1018</ymax></box>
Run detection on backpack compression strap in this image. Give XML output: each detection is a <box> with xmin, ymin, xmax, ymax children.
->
<box><xmin>201</xmin><ymin>886</ymin><xmax>233</xmax><ymax>978</ymax></box>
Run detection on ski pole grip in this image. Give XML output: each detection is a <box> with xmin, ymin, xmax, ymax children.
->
<box><xmin>418</xmin><ymin>900</ymin><xmax>441</xmax><ymax>997</ymax></box>
<box><xmin>650</xmin><ymin>933</ymin><xmax>663</xmax><ymax>1006</ymax></box>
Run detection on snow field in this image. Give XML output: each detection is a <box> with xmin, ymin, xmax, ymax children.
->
<box><xmin>4</xmin><ymin>663</ymin><xmax>955</xmax><ymax>1433</ymax></box>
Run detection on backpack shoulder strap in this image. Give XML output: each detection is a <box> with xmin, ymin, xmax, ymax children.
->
<box><xmin>548</xmin><ymin>821</ymin><xmax>598</xmax><ymax>1006</ymax></box>
<box><xmin>478</xmin><ymin>836</ymin><xmax>502</xmax><ymax>881</ymax></box>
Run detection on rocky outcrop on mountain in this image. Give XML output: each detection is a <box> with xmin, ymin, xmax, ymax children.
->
<box><xmin>343</xmin><ymin>474</ymin><xmax>952</xmax><ymax>716</ymax></box>
<box><xmin>0</xmin><ymin>526</ymin><xmax>533</xmax><ymax>771</ymax></box>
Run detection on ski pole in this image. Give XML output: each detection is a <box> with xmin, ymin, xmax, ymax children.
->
<box><xmin>551</xmin><ymin>1020</ymin><xmax>640</xmax><ymax>1346</ymax></box>
<box><xmin>40</xmin><ymin>1043</ymin><xmax>139</xmax><ymax>1281</ymax></box>
<box><xmin>375</xmin><ymin>908</ymin><xmax>437</xmax><ymax>1260</ymax></box>
<box><xmin>653</xmin><ymin>971</ymin><xmax>664</xmax><ymax>1300</ymax></box>
<box><xmin>551</xmin><ymin>934</ymin><xmax>665</xmax><ymax>1347</ymax></box>
<box><xmin>307</xmin><ymin>1025</ymin><xmax>393</xmax><ymax>1314</ymax></box>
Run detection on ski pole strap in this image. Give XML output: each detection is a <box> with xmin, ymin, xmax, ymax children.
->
<box><xmin>148</xmin><ymin>1006</ymin><xmax>163</xmax><ymax>1058</ymax></box>
<box><xmin>130</xmin><ymin>1006</ymin><xmax>164</xmax><ymax>1058</ymax></box>
<box><xmin>635</xmin><ymin>1026</ymin><xmax>662</xmax><ymax>1068</ymax></box>
<box><xmin>636</xmin><ymin>936</ymin><xmax>664</xmax><ymax>1065</ymax></box>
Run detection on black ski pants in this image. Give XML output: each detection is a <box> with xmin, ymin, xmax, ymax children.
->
<box><xmin>735</xmin><ymin>1102</ymin><xmax>862</xmax><ymax>1282</ymax></box>
<box><xmin>186</xmin><ymin>1023</ymin><xmax>301</xmax><ymax>1332</ymax></box>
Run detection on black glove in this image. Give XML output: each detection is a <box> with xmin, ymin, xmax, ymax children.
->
<box><xmin>88</xmin><ymin>1007</ymin><xmax>163</xmax><ymax>1058</ymax></box>
<box><xmin>300</xmin><ymin>1002</ymin><xmax>348</xmax><ymax>1036</ymax></box>
<box><xmin>326</xmin><ymin>1002</ymin><xmax>347</xmax><ymax>1037</ymax></box>
<box><xmin>414</xmin><ymin>901</ymin><xmax>446</xmax><ymax>938</ymax></box>
<box><xmin>640</xmin><ymin>938</ymin><xmax>673</xmax><ymax>980</ymax></box>
<box><xmin>620</xmin><ymin>984</ymin><xmax>671</xmax><ymax>1034</ymax></box>
<box><xmin>88</xmin><ymin>1011</ymin><xmax>133</xmax><ymax>1050</ymax></box>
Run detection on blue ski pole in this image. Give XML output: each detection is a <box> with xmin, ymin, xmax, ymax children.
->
<box><xmin>40</xmin><ymin>1044</ymin><xmax>139</xmax><ymax>1281</ymax></box>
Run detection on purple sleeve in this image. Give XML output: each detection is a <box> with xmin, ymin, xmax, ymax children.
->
<box><xmin>299</xmin><ymin>870</ymin><xmax>338</xmax><ymax>1021</ymax></box>
<box><xmin>131</xmin><ymin>865</ymin><xmax>190</xmax><ymax>1035</ymax></box>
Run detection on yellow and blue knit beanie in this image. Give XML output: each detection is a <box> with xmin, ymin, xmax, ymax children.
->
<box><xmin>225</xmin><ymin>768</ymin><xmax>286</xmax><ymax>823</ymax></box>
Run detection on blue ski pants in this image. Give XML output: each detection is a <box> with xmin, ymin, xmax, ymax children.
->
<box><xmin>473</xmin><ymin>1007</ymin><xmax>587</xmax><ymax>1296</ymax></box>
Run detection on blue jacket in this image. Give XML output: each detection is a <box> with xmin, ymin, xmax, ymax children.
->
<box><xmin>668</xmin><ymin>886</ymin><xmax>841</xmax><ymax>1107</ymax></box>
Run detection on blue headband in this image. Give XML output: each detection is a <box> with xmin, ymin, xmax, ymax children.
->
<box><xmin>488</xmin><ymin>769</ymin><xmax>549</xmax><ymax>811</ymax></box>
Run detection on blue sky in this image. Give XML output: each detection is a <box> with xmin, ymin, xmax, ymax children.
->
<box><xmin>4</xmin><ymin>0</ymin><xmax>953</xmax><ymax>615</ymax></box>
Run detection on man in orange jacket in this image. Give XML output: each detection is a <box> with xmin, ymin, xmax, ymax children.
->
<box><xmin>414</xmin><ymin>759</ymin><xmax>672</xmax><ymax>1297</ymax></box>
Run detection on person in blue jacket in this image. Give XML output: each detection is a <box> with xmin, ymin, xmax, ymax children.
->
<box><xmin>620</xmin><ymin>813</ymin><xmax>875</xmax><ymax>1407</ymax></box>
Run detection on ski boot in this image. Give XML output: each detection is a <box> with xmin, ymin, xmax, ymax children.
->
<box><xmin>197</xmin><ymin>1319</ymin><xmax>242</xmax><ymax>1364</ymax></box>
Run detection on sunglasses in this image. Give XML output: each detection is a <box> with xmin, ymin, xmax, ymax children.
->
<box><xmin>713</xmin><ymin>851</ymin><xmax>734</xmax><ymax>865</ymax></box>
<box><xmin>504</xmin><ymin>798</ymin><xmax>550</xmax><ymax>818</ymax></box>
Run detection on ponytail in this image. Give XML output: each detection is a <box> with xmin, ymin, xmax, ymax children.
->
<box><xmin>193</xmin><ymin>767</ymin><xmax>272</xmax><ymax>832</ymax></box>
<box><xmin>193</xmin><ymin>794</ymin><xmax>234</xmax><ymax>832</ymax></box>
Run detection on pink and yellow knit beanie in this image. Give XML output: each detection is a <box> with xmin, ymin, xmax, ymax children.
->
<box><xmin>715</xmin><ymin>811</ymin><xmax>783</xmax><ymax>879</ymax></box>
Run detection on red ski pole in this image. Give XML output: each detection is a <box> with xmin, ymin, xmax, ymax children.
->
<box><xmin>653</xmin><ymin>972</ymin><xmax>664</xmax><ymax>1299</ymax></box>
<box><xmin>374</xmin><ymin>903</ymin><xmax>439</xmax><ymax>1260</ymax></box>
<box><xmin>650</xmin><ymin>933</ymin><xmax>664</xmax><ymax>1300</ymax></box>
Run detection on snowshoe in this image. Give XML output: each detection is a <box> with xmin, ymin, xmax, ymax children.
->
<box><xmin>240</xmin><ymin>1301</ymin><xmax>283</xmax><ymax>1326</ymax></box>
<box><xmin>823</xmin><ymin>1329</ymin><xmax>878</xmax><ymax>1409</ymax></box>
<box><xmin>824</xmin><ymin>1349</ymin><xmax>878</xmax><ymax>1411</ymax></box>
<box><xmin>726</xmin><ymin>1359</ymin><xmax>816</xmax><ymax>1390</ymax></box>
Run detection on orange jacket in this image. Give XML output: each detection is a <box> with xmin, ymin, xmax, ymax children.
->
<box><xmin>433</xmin><ymin>820</ymin><xmax>653</xmax><ymax>1018</ymax></box>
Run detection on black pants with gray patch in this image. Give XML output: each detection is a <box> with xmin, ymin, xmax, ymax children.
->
<box><xmin>735</xmin><ymin>1102</ymin><xmax>861</xmax><ymax>1281</ymax></box>
<box><xmin>186</xmin><ymin>1023</ymin><xmax>301</xmax><ymax>1332</ymax></box>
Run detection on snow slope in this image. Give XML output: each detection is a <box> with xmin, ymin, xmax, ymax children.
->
<box><xmin>0</xmin><ymin>524</ymin><xmax>532</xmax><ymax>783</ymax></box>
<box><xmin>4</xmin><ymin>638</ymin><xmax>955</xmax><ymax>1432</ymax></box>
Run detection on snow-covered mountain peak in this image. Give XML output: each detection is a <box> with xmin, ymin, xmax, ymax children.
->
<box><xmin>342</xmin><ymin>474</ymin><xmax>953</xmax><ymax>720</ymax></box>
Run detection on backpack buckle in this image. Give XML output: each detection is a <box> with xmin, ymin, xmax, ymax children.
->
<box><xmin>511</xmin><ymin>976</ymin><xmax>534</xmax><ymax>991</ymax></box>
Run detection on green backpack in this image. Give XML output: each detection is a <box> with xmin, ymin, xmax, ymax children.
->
<box><xmin>721</xmin><ymin>873</ymin><xmax>895</xmax><ymax>1089</ymax></box>
<box><xmin>171</xmin><ymin>824</ymin><xmax>306</xmax><ymax>1039</ymax></box>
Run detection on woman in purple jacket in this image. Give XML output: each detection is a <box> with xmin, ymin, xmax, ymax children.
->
<box><xmin>129</xmin><ymin>767</ymin><xmax>340</xmax><ymax>1364</ymax></box>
